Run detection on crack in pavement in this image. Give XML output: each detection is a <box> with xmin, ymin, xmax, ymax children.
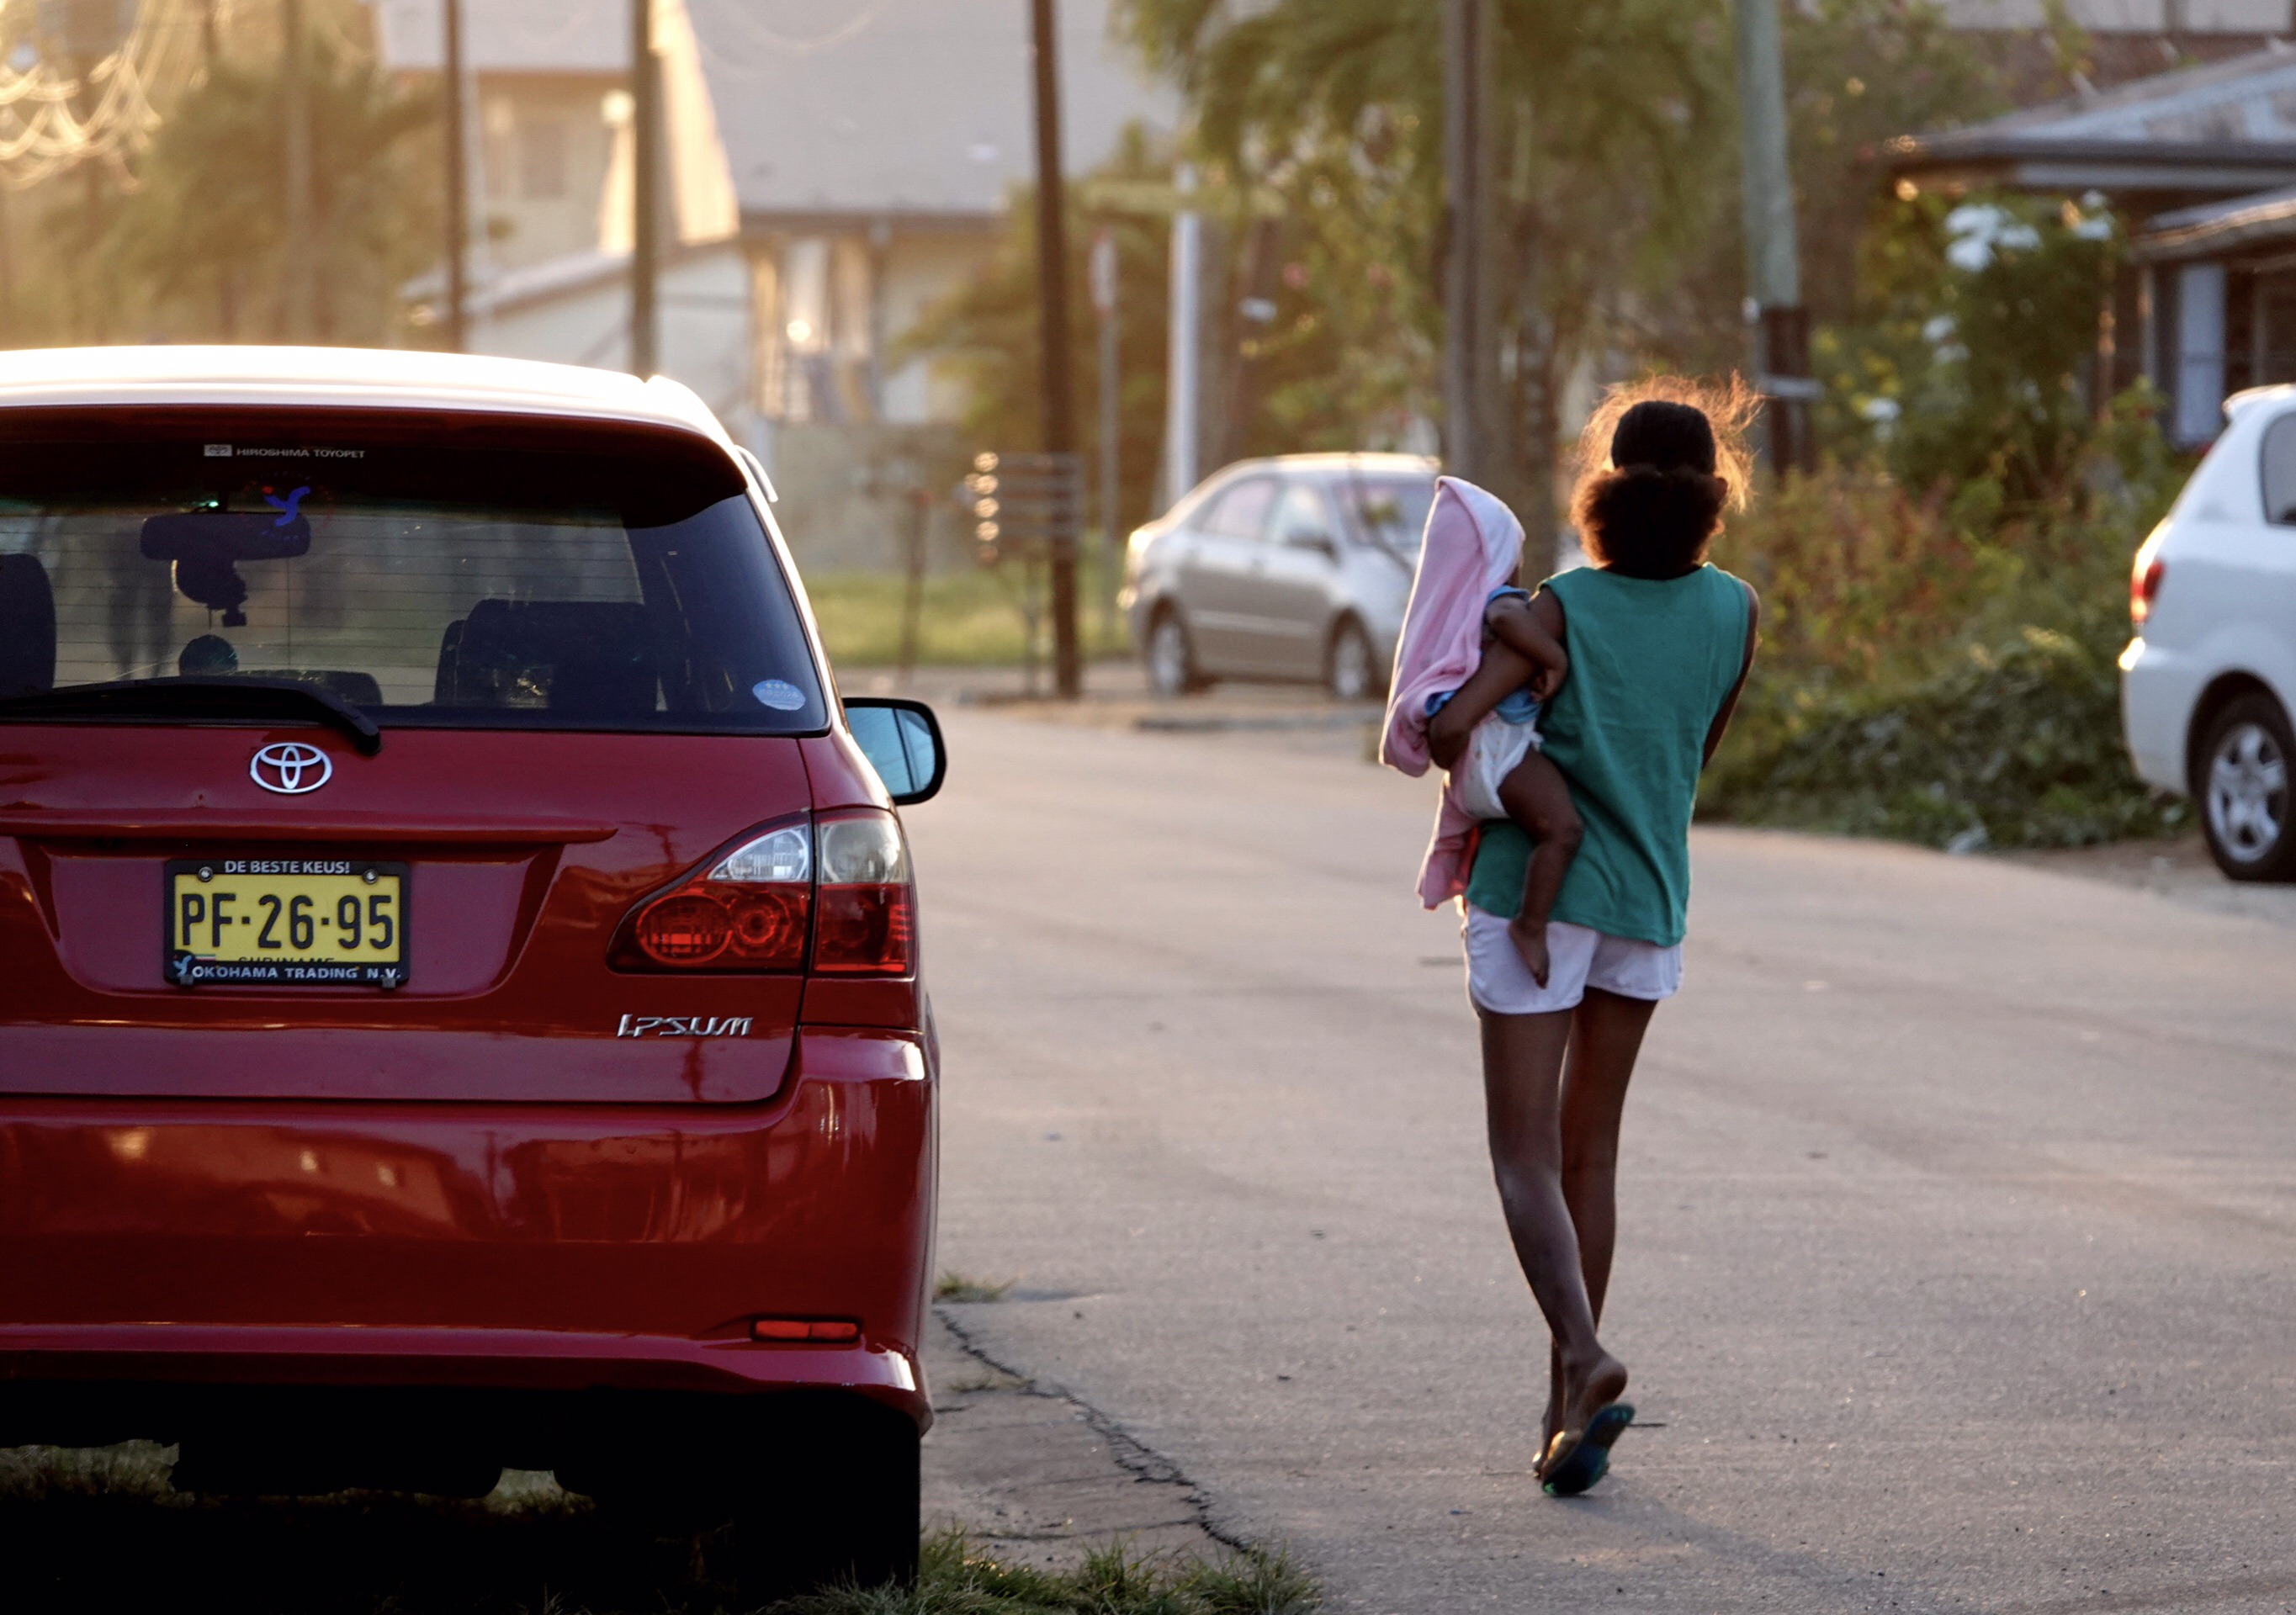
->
<box><xmin>932</xmin><ymin>1302</ymin><xmax>1251</xmax><ymax>1554</ymax></box>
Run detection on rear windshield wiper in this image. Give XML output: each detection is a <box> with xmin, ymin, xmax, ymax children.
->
<box><xmin>0</xmin><ymin>677</ymin><xmax>382</xmax><ymax>755</ymax></box>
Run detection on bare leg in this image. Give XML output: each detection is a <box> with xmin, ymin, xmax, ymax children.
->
<box><xmin>1529</xmin><ymin>989</ymin><xmax>1657</xmax><ymax>1459</ymax></box>
<box><xmin>1480</xmin><ymin>1008</ymin><xmax>1628</xmax><ymax>1471</ymax></box>
<box><xmin>1561</xmin><ymin>988</ymin><xmax>1657</xmax><ymax>1324</ymax></box>
<box><xmin>1496</xmin><ymin>749</ymin><xmax>1582</xmax><ymax>986</ymax></box>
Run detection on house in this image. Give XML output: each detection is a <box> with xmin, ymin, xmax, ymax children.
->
<box><xmin>1888</xmin><ymin>40</ymin><xmax>2296</xmax><ymax>446</ymax></box>
<box><xmin>373</xmin><ymin>0</ymin><xmax>1173</xmax><ymax>568</ymax></box>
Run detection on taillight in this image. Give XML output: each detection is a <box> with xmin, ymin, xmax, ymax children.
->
<box><xmin>814</xmin><ymin>811</ymin><xmax>914</xmax><ymax>976</ymax></box>
<box><xmin>618</xmin><ymin>822</ymin><xmax>810</xmax><ymax>971</ymax></box>
<box><xmin>613</xmin><ymin>812</ymin><xmax>913</xmax><ymax>976</ymax></box>
<box><xmin>2131</xmin><ymin>532</ymin><xmax>2166</xmax><ymax>627</ymax></box>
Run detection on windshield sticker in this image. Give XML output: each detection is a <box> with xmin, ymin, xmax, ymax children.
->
<box><xmin>752</xmin><ymin>678</ymin><xmax>806</xmax><ymax>711</ymax></box>
<box><xmin>264</xmin><ymin>485</ymin><xmax>311</xmax><ymax>526</ymax></box>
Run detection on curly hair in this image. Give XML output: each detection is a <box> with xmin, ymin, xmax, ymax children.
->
<box><xmin>1567</xmin><ymin>376</ymin><xmax>1759</xmax><ymax>580</ymax></box>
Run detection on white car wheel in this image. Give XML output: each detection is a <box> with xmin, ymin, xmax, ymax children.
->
<box><xmin>1147</xmin><ymin>611</ymin><xmax>1205</xmax><ymax>696</ymax></box>
<box><xmin>1327</xmin><ymin>619</ymin><xmax>1379</xmax><ymax>702</ymax></box>
<box><xmin>2200</xmin><ymin>695</ymin><xmax>2296</xmax><ymax>881</ymax></box>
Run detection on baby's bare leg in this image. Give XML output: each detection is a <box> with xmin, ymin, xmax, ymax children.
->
<box><xmin>1497</xmin><ymin>747</ymin><xmax>1583</xmax><ymax>986</ymax></box>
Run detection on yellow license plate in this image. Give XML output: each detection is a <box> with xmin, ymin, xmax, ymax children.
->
<box><xmin>166</xmin><ymin>859</ymin><xmax>409</xmax><ymax>988</ymax></box>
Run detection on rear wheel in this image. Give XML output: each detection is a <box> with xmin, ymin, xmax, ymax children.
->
<box><xmin>2198</xmin><ymin>693</ymin><xmax>2296</xmax><ymax>881</ymax></box>
<box><xmin>1326</xmin><ymin>617</ymin><xmax>1381</xmax><ymax>702</ymax></box>
<box><xmin>1146</xmin><ymin>607</ymin><xmax>1209</xmax><ymax>696</ymax></box>
<box><xmin>724</xmin><ymin>1396</ymin><xmax>920</xmax><ymax>1600</ymax></box>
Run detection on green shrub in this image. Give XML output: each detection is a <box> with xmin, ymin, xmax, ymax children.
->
<box><xmin>1699</xmin><ymin>422</ymin><xmax>2190</xmax><ymax>850</ymax></box>
<box><xmin>1702</xmin><ymin>626</ymin><xmax>2187</xmax><ymax>849</ymax></box>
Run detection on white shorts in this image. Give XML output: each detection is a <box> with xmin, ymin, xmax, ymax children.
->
<box><xmin>1448</xmin><ymin>713</ymin><xmax>1540</xmax><ymax>822</ymax></box>
<box><xmin>1462</xmin><ymin>904</ymin><xmax>1683</xmax><ymax>1016</ymax></box>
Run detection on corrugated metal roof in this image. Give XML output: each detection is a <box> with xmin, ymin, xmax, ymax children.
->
<box><xmin>690</xmin><ymin>0</ymin><xmax>1176</xmax><ymax>220</ymax></box>
<box><xmin>378</xmin><ymin>0</ymin><xmax>1179</xmax><ymax>220</ymax></box>
<box><xmin>375</xmin><ymin>0</ymin><xmax>632</xmax><ymax>75</ymax></box>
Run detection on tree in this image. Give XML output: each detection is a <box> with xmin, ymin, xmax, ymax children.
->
<box><xmin>1117</xmin><ymin>0</ymin><xmax>2000</xmax><ymax>553</ymax></box>
<box><xmin>1122</xmin><ymin>0</ymin><xmax>1728</xmax><ymax>562</ymax></box>
<box><xmin>106</xmin><ymin>28</ymin><xmax>437</xmax><ymax>344</ymax></box>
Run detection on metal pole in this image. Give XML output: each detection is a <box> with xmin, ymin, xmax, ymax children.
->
<box><xmin>282</xmin><ymin>0</ymin><xmax>315</xmax><ymax>342</ymax></box>
<box><xmin>1164</xmin><ymin>166</ymin><xmax>1200</xmax><ymax>511</ymax></box>
<box><xmin>1441</xmin><ymin>0</ymin><xmax>1499</xmax><ymax>486</ymax></box>
<box><xmin>630</xmin><ymin>0</ymin><xmax>661</xmax><ymax>377</ymax></box>
<box><xmin>1029</xmin><ymin>0</ymin><xmax>1081</xmax><ymax>698</ymax></box>
<box><xmin>1091</xmin><ymin>228</ymin><xmax>1121</xmax><ymax>647</ymax></box>
<box><xmin>443</xmin><ymin>0</ymin><xmax>468</xmax><ymax>353</ymax></box>
<box><xmin>1735</xmin><ymin>0</ymin><xmax>1815</xmax><ymax>474</ymax></box>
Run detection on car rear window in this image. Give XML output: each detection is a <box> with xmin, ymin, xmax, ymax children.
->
<box><xmin>2263</xmin><ymin>410</ymin><xmax>2296</xmax><ymax>523</ymax></box>
<box><xmin>0</xmin><ymin>408</ymin><xmax>827</xmax><ymax>734</ymax></box>
<box><xmin>1336</xmin><ymin>474</ymin><xmax>1435</xmax><ymax>552</ymax></box>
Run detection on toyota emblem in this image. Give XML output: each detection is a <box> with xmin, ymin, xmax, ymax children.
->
<box><xmin>250</xmin><ymin>742</ymin><xmax>333</xmax><ymax>795</ymax></box>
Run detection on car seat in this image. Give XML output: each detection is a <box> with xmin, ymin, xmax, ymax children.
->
<box><xmin>434</xmin><ymin>600</ymin><xmax>657</xmax><ymax>717</ymax></box>
<box><xmin>0</xmin><ymin>553</ymin><xmax>56</xmax><ymax>700</ymax></box>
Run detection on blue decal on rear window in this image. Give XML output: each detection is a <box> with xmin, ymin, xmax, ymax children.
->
<box><xmin>752</xmin><ymin>678</ymin><xmax>805</xmax><ymax>711</ymax></box>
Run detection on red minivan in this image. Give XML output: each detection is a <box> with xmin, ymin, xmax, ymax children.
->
<box><xmin>0</xmin><ymin>347</ymin><xmax>944</xmax><ymax>1592</ymax></box>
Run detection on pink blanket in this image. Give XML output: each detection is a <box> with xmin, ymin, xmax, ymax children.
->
<box><xmin>1377</xmin><ymin>477</ymin><xmax>1526</xmax><ymax>909</ymax></box>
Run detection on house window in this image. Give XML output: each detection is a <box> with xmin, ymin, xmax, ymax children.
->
<box><xmin>2177</xmin><ymin>262</ymin><xmax>2227</xmax><ymax>447</ymax></box>
<box><xmin>520</xmin><ymin>118</ymin><xmax>568</xmax><ymax>201</ymax></box>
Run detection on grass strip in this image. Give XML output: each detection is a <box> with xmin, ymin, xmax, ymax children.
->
<box><xmin>777</xmin><ymin>1531</ymin><xmax>1318</xmax><ymax>1615</ymax></box>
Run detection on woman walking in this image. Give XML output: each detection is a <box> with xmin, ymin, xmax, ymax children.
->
<box><xmin>1395</xmin><ymin>379</ymin><xmax>1762</xmax><ymax>1496</ymax></box>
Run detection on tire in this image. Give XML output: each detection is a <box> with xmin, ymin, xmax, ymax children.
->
<box><xmin>1326</xmin><ymin>617</ymin><xmax>1382</xmax><ymax>702</ymax></box>
<box><xmin>2197</xmin><ymin>693</ymin><xmax>2296</xmax><ymax>881</ymax></box>
<box><xmin>1146</xmin><ymin>607</ymin><xmax>1210</xmax><ymax>696</ymax></box>
<box><xmin>724</xmin><ymin>1396</ymin><xmax>920</xmax><ymax>1600</ymax></box>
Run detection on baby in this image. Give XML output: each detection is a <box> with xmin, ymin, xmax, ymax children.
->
<box><xmin>1425</xmin><ymin>587</ymin><xmax>1582</xmax><ymax>985</ymax></box>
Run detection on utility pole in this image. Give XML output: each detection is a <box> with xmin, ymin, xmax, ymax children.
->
<box><xmin>442</xmin><ymin>0</ymin><xmax>468</xmax><ymax>352</ymax></box>
<box><xmin>1029</xmin><ymin>0</ymin><xmax>1081</xmax><ymax>699</ymax></box>
<box><xmin>1734</xmin><ymin>0</ymin><xmax>1816</xmax><ymax>474</ymax></box>
<box><xmin>1164</xmin><ymin>165</ymin><xmax>1200</xmax><ymax>511</ymax></box>
<box><xmin>1091</xmin><ymin>227</ymin><xmax>1121</xmax><ymax>646</ymax></box>
<box><xmin>281</xmin><ymin>0</ymin><xmax>316</xmax><ymax>342</ymax></box>
<box><xmin>1441</xmin><ymin>0</ymin><xmax>1503</xmax><ymax>490</ymax></box>
<box><xmin>630</xmin><ymin>0</ymin><xmax>661</xmax><ymax>377</ymax></box>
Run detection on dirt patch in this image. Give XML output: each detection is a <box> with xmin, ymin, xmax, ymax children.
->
<box><xmin>2000</xmin><ymin>830</ymin><xmax>2296</xmax><ymax>928</ymax></box>
<box><xmin>924</xmin><ymin>1308</ymin><xmax>1227</xmax><ymax>1574</ymax></box>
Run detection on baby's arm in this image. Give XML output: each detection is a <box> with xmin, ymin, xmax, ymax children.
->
<box><xmin>1485</xmin><ymin>591</ymin><xmax>1569</xmax><ymax>701</ymax></box>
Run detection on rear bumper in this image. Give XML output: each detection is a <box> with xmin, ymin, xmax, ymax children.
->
<box><xmin>0</xmin><ymin>1028</ymin><xmax>936</xmax><ymax>1435</ymax></box>
<box><xmin>2120</xmin><ymin>637</ymin><xmax>2204</xmax><ymax>795</ymax></box>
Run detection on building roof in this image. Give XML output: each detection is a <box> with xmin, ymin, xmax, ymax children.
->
<box><xmin>684</xmin><ymin>0</ymin><xmax>1178</xmax><ymax>224</ymax></box>
<box><xmin>1887</xmin><ymin>43</ymin><xmax>2296</xmax><ymax>199</ymax></box>
<box><xmin>2136</xmin><ymin>181</ymin><xmax>2296</xmax><ymax>259</ymax></box>
<box><xmin>374</xmin><ymin>0</ymin><xmax>630</xmax><ymax>76</ymax></box>
<box><xmin>1934</xmin><ymin>0</ymin><xmax>2286</xmax><ymax>29</ymax></box>
<box><xmin>0</xmin><ymin>345</ymin><xmax>729</xmax><ymax>442</ymax></box>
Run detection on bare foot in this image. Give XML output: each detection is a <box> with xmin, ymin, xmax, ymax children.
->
<box><xmin>1537</xmin><ymin>1348</ymin><xmax>1630</xmax><ymax>1477</ymax></box>
<box><xmin>1508</xmin><ymin>915</ymin><xmax>1551</xmax><ymax>986</ymax></box>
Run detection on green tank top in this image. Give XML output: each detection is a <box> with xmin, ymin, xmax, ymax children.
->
<box><xmin>1466</xmin><ymin>563</ymin><xmax>1749</xmax><ymax>946</ymax></box>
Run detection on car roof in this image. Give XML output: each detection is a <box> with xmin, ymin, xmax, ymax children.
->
<box><xmin>0</xmin><ymin>346</ymin><xmax>730</xmax><ymax>444</ymax></box>
<box><xmin>1221</xmin><ymin>453</ymin><xmax>1438</xmax><ymax>479</ymax></box>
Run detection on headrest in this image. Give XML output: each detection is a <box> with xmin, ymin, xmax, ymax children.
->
<box><xmin>0</xmin><ymin>553</ymin><xmax>56</xmax><ymax>700</ymax></box>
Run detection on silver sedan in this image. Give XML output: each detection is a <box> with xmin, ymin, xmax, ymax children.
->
<box><xmin>1119</xmin><ymin>453</ymin><xmax>1436</xmax><ymax>700</ymax></box>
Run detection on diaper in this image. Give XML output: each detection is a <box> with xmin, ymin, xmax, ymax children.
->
<box><xmin>1450</xmin><ymin>711</ymin><xmax>1540</xmax><ymax>822</ymax></box>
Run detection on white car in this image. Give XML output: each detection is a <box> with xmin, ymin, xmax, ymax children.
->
<box><xmin>2122</xmin><ymin>385</ymin><xmax>2296</xmax><ymax>878</ymax></box>
<box><xmin>1118</xmin><ymin>454</ymin><xmax>1437</xmax><ymax>700</ymax></box>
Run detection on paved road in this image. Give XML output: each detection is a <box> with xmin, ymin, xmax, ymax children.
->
<box><xmin>912</xmin><ymin>705</ymin><xmax>2296</xmax><ymax>1614</ymax></box>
